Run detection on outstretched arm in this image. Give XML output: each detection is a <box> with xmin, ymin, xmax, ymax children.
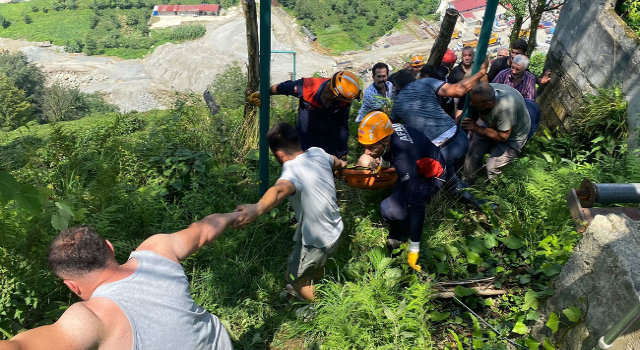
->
<box><xmin>136</xmin><ymin>211</ymin><xmax>241</xmax><ymax>263</ymax></box>
<box><xmin>437</xmin><ymin>58</ymin><xmax>489</xmax><ymax>98</ymax></box>
<box><xmin>0</xmin><ymin>303</ymin><xmax>105</xmax><ymax>350</ymax></box>
<box><xmin>233</xmin><ymin>179</ymin><xmax>297</xmax><ymax>228</ymax></box>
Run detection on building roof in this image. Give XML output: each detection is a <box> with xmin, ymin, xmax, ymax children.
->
<box><xmin>461</xmin><ymin>11</ymin><xmax>477</xmax><ymax>20</ymax></box>
<box><xmin>449</xmin><ymin>0</ymin><xmax>486</xmax><ymax>13</ymax></box>
<box><xmin>156</xmin><ymin>4</ymin><xmax>219</xmax><ymax>12</ymax></box>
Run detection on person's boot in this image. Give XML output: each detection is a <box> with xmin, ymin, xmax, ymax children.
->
<box><xmin>386</xmin><ymin>238</ymin><xmax>404</xmax><ymax>257</ymax></box>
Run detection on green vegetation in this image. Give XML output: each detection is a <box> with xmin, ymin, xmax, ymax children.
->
<box><xmin>0</xmin><ymin>0</ymin><xmax>223</xmax><ymax>59</ymax></box>
<box><xmin>279</xmin><ymin>0</ymin><xmax>439</xmax><ymax>53</ymax></box>
<box><xmin>1</xmin><ymin>59</ymin><xmax>638</xmax><ymax>348</ymax></box>
<box><xmin>619</xmin><ymin>0</ymin><xmax>640</xmax><ymax>35</ymax></box>
<box><xmin>0</xmin><ymin>51</ymin><xmax>117</xmax><ymax>129</ymax></box>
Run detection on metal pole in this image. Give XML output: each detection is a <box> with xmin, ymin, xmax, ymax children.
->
<box><xmin>598</xmin><ymin>298</ymin><xmax>640</xmax><ymax>349</ymax></box>
<box><xmin>270</xmin><ymin>50</ymin><xmax>297</xmax><ymax>80</ymax></box>
<box><xmin>259</xmin><ymin>0</ymin><xmax>271</xmax><ymax>195</ymax></box>
<box><xmin>460</xmin><ymin>0</ymin><xmax>499</xmax><ymax>122</ymax></box>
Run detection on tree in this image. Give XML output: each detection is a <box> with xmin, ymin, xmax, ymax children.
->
<box><xmin>500</xmin><ymin>0</ymin><xmax>528</xmax><ymax>47</ymax></box>
<box><xmin>0</xmin><ymin>74</ymin><xmax>33</xmax><ymax>130</ymax></box>
<box><xmin>207</xmin><ymin>63</ymin><xmax>247</xmax><ymax>110</ymax></box>
<box><xmin>23</xmin><ymin>14</ymin><xmax>32</xmax><ymax>24</ymax></box>
<box><xmin>526</xmin><ymin>0</ymin><xmax>564</xmax><ymax>56</ymax></box>
<box><xmin>40</xmin><ymin>84</ymin><xmax>90</xmax><ymax>122</ymax></box>
<box><xmin>84</xmin><ymin>36</ymin><xmax>98</xmax><ymax>55</ymax></box>
<box><xmin>0</xmin><ymin>14</ymin><xmax>11</xmax><ymax>28</ymax></box>
<box><xmin>0</xmin><ymin>52</ymin><xmax>46</xmax><ymax>102</ymax></box>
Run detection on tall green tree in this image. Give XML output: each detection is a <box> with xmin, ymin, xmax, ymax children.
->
<box><xmin>527</xmin><ymin>0</ymin><xmax>565</xmax><ymax>55</ymax></box>
<box><xmin>0</xmin><ymin>74</ymin><xmax>33</xmax><ymax>130</ymax></box>
<box><xmin>0</xmin><ymin>52</ymin><xmax>46</xmax><ymax>102</ymax></box>
<box><xmin>501</xmin><ymin>0</ymin><xmax>528</xmax><ymax>47</ymax></box>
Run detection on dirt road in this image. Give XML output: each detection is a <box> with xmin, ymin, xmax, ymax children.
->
<box><xmin>1</xmin><ymin>3</ymin><xmax>549</xmax><ymax>112</ymax></box>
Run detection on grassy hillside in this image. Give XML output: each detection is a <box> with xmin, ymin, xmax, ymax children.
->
<box><xmin>0</xmin><ymin>0</ymin><xmax>236</xmax><ymax>58</ymax></box>
<box><xmin>2</xmin><ymin>86</ymin><xmax>638</xmax><ymax>348</ymax></box>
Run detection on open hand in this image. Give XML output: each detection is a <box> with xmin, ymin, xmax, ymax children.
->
<box><xmin>541</xmin><ymin>70</ymin><xmax>551</xmax><ymax>85</ymax></box>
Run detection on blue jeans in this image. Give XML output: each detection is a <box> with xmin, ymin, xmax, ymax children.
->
<box><xmin>440</xmin><ymin>126</ymin><xmax>469</xmax><ymax>174</ymax></box>
<box><xmin>525</xmin><ymin>99</ymin><xmax>541</xmax><ymax>139</ymax></box>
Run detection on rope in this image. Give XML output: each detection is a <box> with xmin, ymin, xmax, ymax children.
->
<box><xmin>420</xmin><ymin>271</ymin><xmax>527</xmax><ymax>349</ymax></box>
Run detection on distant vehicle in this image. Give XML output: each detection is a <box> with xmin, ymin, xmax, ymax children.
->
<box><xmin>519</xmin><ymin>28</ymin><xmax>530</xmax><ymax>38</ymax></box>
<box><xmin>460</xmin><ymin>33</ymin><xmax>501</xmax><ymax>48</ymax></box>
<box><xmin>451</xmin><ymin>29</ymin><xmax>462</xmax><ymax>39</ymax></box>
<box><xmin>335</xmin><ymin>61</ymin><xmax>353</xmax><ymax>69</ymax></box>
<box><xmin>383</xmin><ymin>44</ymin><xmax>391</xmax><ymax>48</ymax></box>
<box><xmin>193</xmin><ymin>13</ymin><xmax>199</xmax><ymax>17</ymax></box>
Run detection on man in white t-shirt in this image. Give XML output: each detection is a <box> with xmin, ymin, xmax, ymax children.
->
<box><xmin>233</xmin><ymin>122</ymin><xmax>346</xmax><ymax>301</ymax></box>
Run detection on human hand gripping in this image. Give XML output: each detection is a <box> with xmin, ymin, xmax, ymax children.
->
<box><xmin>232</xmin><ymin>203</ymin><xmax>262</xmax><ymax>228</ymax></box>
<box><xmin>249</xmin><ymin>91</ymin><xmax>261</xmax><ymax>107</ymax></box>
<box><xmin>461</xmin><ymin>118</ymin><xmax>480</xmax><ymax>133</ymax></box>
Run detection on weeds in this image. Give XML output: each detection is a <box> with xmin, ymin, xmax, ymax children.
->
<box><xmin>1</xmin><ymin>86</ymin><xmax>638</xmax><ymax>348</ymax></box>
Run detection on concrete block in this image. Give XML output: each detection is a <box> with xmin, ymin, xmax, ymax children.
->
<box><xmin>533</xmin><ymin>214</ymin><xmax>640</xmax><ymax>350</ymax></box>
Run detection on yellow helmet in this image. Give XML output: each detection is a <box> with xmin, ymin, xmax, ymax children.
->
<box><xmin>330</xmin><ymin>71</ymin><xmax>361</xmax><ymax>101</ymax></box>
<box><xmin>411</xmin><ymin>54</ymin><xmax>424</xmax><ymax>67</ymax></box>
<box><xmin>358</xmin><ymin>111</ymin><xmax>394</xmax><ymax>145</ymax></box>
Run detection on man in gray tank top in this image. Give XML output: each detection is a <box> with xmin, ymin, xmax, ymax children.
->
<box><xmin>0</xmin><ymin>212</ymin><xmax>240</xmax><ymax>350</ymax></box>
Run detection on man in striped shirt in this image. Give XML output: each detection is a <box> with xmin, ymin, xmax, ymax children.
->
<box><xmin>491</xmin><ymin>54</ymin><xmax>537</xmax><ymax>101</ymax></box>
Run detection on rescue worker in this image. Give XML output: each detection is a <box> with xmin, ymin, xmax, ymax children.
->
<box><xmin>357</xmin><ymin>111</ymin><xmax>452</xmax><ymax>271</ymax></box>
<box><xmin>249</xmin><ymin>71</ymin><xmax>361</xmax><ymax>159</ymax></box>
<box><xmin>410</xmin><ymin>54</ymin><xmax>424</xmax><ymax>77</ymax></box>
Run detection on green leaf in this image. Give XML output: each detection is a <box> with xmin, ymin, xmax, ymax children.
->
<box><xmin>542</xmin><ymin>337</ymin><xmax>555</xmax><ymax>350</ymax></box>
<box><xmin>381</xmin><ymin>303</ymin><xmax>395</xmax><ymax>321</ymax></box>
<box><xmin>397</xmin><ymin>300</ymin><xmax>407</xmax><ymax>316</ymax></box>
<box><xmin>0</xmin><ymin>171</ymin><xmax>20</xmax><ymax>205</ymax></box>
<box><xmin>429</xmin><ymin>311</ymin><xmax>450</xmax><ymax>322</ymax></box>
<box><xmin>445</xmin><ymin>244</ymin><xmax>459</xmax><ymax>257</ymax></box>
<box><xmin>245</xmin><ymin>149</ymin><xmax>260</xmax><ymax>161</ymax></box>
<box><xmin>467</xmin><ymin>251</ymin><xmax>483</xmax><ymax>265</ymax></box>
<box><xmin>512</xmin><ymin>321</ymin><xmax>529</xmax><ymax>335</ymax></box>
<box><xmin>484</xmin><ymin>233</ymin><xmax>498</xmax><ymax>249</ymax></box>
<box><xmin>526</xmin><ymin>310</ymin><xmax>540</xmax><ymax>321</ymax></box>
<box><xmin>55</xmin><ymin>201</ymin><xmax>75</xmax><ymax>219</ymax></box>
<box><xmin>471</xmin><ymin>315</ymin><xmax>482</xmax><ymax>338</ymax></box>
<box><xmin>525</xmin><ymin>336</ymin><xmax>540</xmax><ymax>350</ymax></box>
<box><xmin>16</xmin><ymin>184</ymin><xmax>41</xmax><ymax>214</ymax></box>
<box><xmin>51</xmin><ymin>214</ymin><xmax>69</xmax><ymax>231</ymax></box>
<box><xmin>522</xmin><ymin>290</ymin><xmax>539</xmax><ymax>311</ymax></box>
<box><xmin>546</xmin><ymin>312</ymin><xmax>559</xmax><ymax>334</ymax></box>
<box><xmin>562</xmin><ymin>307</ymin><xmax>582</xmax><ymax>322</ymax></box>
<box><xmin>453</xmin><ymin>285</ymin><xmax>478</xmax><ymax>297</ymax></box>
<box><xmin>505</xmin><ymin>236</ymin><xmax>525</xmax><ymax>249</ymax></box>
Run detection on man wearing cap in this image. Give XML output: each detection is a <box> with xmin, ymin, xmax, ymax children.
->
<box><xmin>356</xmin><ymin>62</ymin><xmax>393</xmax><ymax>122</ymax></box>
<box><xmin>390</xmin><ymin>57</ymin><xmax>488</xmax><ymax>175</ymax></box>
<box><xmin>249</xmin><ymin>71</ymin><xmax>361</xmax><ymax>159</ymax></box>
<box><xmin>357</xmin><ymin>111</ymin><xmax>451</xmax><ymax>271</ymax></box>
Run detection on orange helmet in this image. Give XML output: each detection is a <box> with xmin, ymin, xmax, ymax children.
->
<box><xmin>330</xmin><ymin>71</ymin><xmax>361</xmax><ymax>101</ymax></box>
<box><xmin>358</xmin><ymin>111</ymin><xmax>394</xmax><ymax>145</ymax></box>
<box><xmin>411</xmin><ymin>54</ymin><xmax>424</xmax><ymax>67</ymax></box>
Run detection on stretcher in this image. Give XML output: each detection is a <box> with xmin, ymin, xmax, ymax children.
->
<box><xmin>338</xmin><ymin>166</ymin><xmax>397</xmax><ymax>190</ymax></box>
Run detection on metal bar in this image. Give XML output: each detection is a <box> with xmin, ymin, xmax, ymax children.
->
<box><xmin>598</xmin><ymin>298</ymin><xmax>640</xmax><ymax>349</ymax></box>
<box><xmin>271</xmin><ymin>50</ymin><xmax>297</xmax><ymax>80</ymax></box>
<box><xmin>258</xmin><ymin>0</ymin><xmax>271</xmax><ymax>195</ymax></box>
<box><xmin>460</xmin><ymin>0</ymin><xmax>499</xmax><ymax>122</ymax></box>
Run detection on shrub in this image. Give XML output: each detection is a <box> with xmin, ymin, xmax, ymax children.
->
<box><xmin>0</xmin><ymin>14</ymin><xmax>10</xmax><ymax>29</ymax></box>
<box><xmin>206</xmin><ymin>62</ymin><xmax>247</xmax><ymax>110</ymax></box>
<box><xmin>31</xmin><ymin>5</ymin><xmax>39</xmax><ymax>12</ymax></box>
<box><xmin>529</xmin><ymin>52</ymin><xmax>546</xmax><ymax>77</ymax></box>
<box><xmin>0</xmin><ymin>74</ymin><xmax>34</xmax><ymax>130</ymax></box>
<box><xmin>170</xmin><ymin>24</ymin><xmax>206</xmax><ymax>41</ymax></box>
<box><xmin>40</xmin><ymin>84</ymin><xmax>90</xmax><ymax>122</ymax></box>
<box><xmin>42</xmin><ymin>6</ymin><xmax>49</xmax><ymax>12</ymax></box>
<box><xmin>23</xmin><ymin>14</ymin><xmax>32</xmax><ymax>24</ymax></box>
<box><xmin>0</xmin><ymin>52</ymin><xmax>45</xmax><ymax>101</ymax></box>
<box><xmin>52</xmin><ymin>0</ymin><xmax>66</xmax><ymax>11</ymax></box>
